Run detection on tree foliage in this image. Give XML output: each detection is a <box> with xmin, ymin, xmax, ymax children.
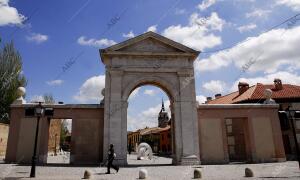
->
<box><xmin>43</xmin><ymin>93</ymin><xmax>55</xmax><ymax>104</ymax></box>
<box><xmin>0</xmin><ymin>42</ymin><xmax>27</xmax><ymax>123</ymax></box>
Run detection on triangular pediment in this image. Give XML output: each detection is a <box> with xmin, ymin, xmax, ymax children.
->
<box><xmin>101</xmin><ymin>31</ymin><xmax>199</xmax><ymax>55</ymax></box>
<box><xmin>117</xmin><ymin>37</ymin><xmax>184</xmax><ymax>53</ymax></box>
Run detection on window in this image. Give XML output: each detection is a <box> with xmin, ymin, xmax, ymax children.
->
<box><xmin>296</xmin><ymin>120</ymin><xmax>300</xmax><ymax>130</ymax></box>
<box><xmin>297</xmin><ymin>134</ymin><xmax>300</xmax><ymax>143</ymax></box>
<box><xmin>227</xmin><ymin>125</ymin><xmax>232</xmax><ymax>133</ymax></box>
<box><xmin>229</xmin><ymin>146</ymin><xmax>235</xmax><ymax>155</ymax></box>
<box><xmin>226</xmin><ymin>118</ymin><xmax>232</xmax><ymax>125</ymax></box>
<box><xmin>227</xmin><ymin>136</ymin><xmax>235</xmax><ymax>145</ymax></box>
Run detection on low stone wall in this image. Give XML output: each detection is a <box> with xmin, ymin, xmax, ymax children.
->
<box><xmin>6</xmin><ymin>102</ymin><xmax>287</xmax><ymax>165</ymax></box>
<box><xmin>5</xmin><ymin>104</ymin><xmax>104</xmax><ymax>165</ymax></box>
<box><xmin>0</xmin><ymin>123</ymin><xmax>9</xmax><ymax>157</ymax></box>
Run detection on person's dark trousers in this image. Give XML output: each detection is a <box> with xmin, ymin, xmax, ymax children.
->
<box><xmin>107</xmin><ymin>158</ymin><xmax>119</xmax><ymax>174</ymax></box>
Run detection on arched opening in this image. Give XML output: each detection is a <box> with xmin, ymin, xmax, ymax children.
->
<box><xmin>126</xmin><ymin>84</ymin><xmax>175</xmax><ymax>166</ymax></box>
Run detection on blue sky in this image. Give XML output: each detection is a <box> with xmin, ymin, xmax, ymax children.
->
<box><xmin>1</xmin><ymin>0</ymin><xmax>300</xmax><ymax>130</ymax></box>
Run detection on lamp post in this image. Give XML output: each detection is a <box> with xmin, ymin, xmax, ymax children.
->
<box><xmin>54</xmin><ymin>134</ymin><xmax>57</xmax><ymax>156</ymax></box>
<box><xmin>30</xmin><ymin>102</ymin><xmax>44</xmax><ymax>178</ymax></box>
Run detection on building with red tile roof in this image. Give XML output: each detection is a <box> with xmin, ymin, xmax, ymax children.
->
<box><xmin>205</xmin><ymin>78</ymin><xmax>300</xmax><ymax>160</ymax></box>
<box><xmin>207</xmin><ymin>79</ymin><xmax>300</xmax><ymax>104</ymax></box>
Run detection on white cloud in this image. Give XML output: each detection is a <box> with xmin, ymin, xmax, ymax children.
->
<box><xmin>128</xmin><ymin>100</ymin><xmax>170</xmax><ymax>131</ymax></box>
<box><xmin>195</xmin><ymin>26</ymin><xmax>300</xmax><ymax>73</ymax></box>
<box><xmin>246</xmin><ymin>9</ymin><xmax>271</xmax><ymax>19</ymax></box>
<box><xmin>144</xmin><ymin>89</ymin><xmax>156</xmax><ymax>96</ymax></box>
<box><xmin>122</xmin><ymin>30</ymin><xmax>135</xmax><ymax>38</ymax></box>
<box><xmin>162</xmin><ymin>12</ymin><xmax>225</xmax><ymax>51</ymax></box>
<box><xmin>46</xmin><ymin>79</ymin><xmax>64</xmax><ymax>86</ymax></box>
<box><xmin>230</xmin><ymin>71</ymin><xmax>300</xmax><ymax>91</ymax></box>
<box><xmin>237</xmin><ymin>23</ymin><xmax>257</xmax><ymax>33</ymax></box>
<box><xmin>26</xmin><ymin>33</ymin><xmax>48</xmax><ymax>44</ymax></box>
<box><xmin>276</xmin><ymin>0</ymin><xmax>300</xmax><ymax>11</ymax></box>
<box><xmin>0</xmin><ymin>0</ymin><xmax>25</xmax><ymax>26</ymax></box>
<box><xmin>203</xmin><ymin>80</ymin><xmax>226</xmax><ymax>94</ymax></box>
<box><xmin>198</xmin><ymin>0</ymin><xmax>217</xmax><ymax>11</ymax></box>
<box><xmin>147</xmin><ymin>25</ymin><xmax>157</xmax><ymax>32</ymax></box>
<box><xmin>77</xmin><ymin>36</ymin><xmax>116</xmax><ymax>48</ymax></box>
<box><xmin>196</xmin><ymin>95</ymin><xmax>207</xmax><ymax>104</ymax></box>
<box><xmin>73</xmin><ymin>75</ymin><xmax>105</xmax><ymax>103</ymax></box>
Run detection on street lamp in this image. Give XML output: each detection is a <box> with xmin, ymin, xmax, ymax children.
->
<box><xmin>54</xmin><ymin>134</ymin><xmax>57</xmax><ymax>156</ymax></box>
<box><xmin>30</xmin><ymin>102</ymin><xmax>44</xmax><ymax>178</ymax></box>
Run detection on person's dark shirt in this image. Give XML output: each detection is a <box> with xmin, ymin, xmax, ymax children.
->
<box><xmin>108</xmin><ymin>147</ymin><xmax>114</xmax><ymax>159</ymax></box>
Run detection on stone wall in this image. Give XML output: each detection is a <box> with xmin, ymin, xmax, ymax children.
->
<box><xmin>6</xmin><ymin>104</ymin><xmax>104</xmax><ymax>165</ymax></box>
<box><xmin>6</xmin><ymin>103</ymin><xmax>287</xmax><ymax>165</ymax></box>
<box><xmin>198</xmin><ymin>104</ymin><xmax>286</xmax><ymax>164</ymax></box>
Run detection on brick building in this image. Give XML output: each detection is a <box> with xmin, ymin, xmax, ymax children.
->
<box><xmin>127</xmin><ymin>130</ymin><xmax>141</xmax><ymax>152</ymax></box>
<box><xmin>159</xmin><ymin>125</ymin><xmax>171</xmax><ymax>154</ymax></box>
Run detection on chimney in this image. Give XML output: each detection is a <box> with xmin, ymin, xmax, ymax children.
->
<box><xmin>274</xmin><ymin>78</ymin><xmax>283</xmax><ymax>90</ymax></box>
<box><xmin>205</xmin><ymin>97</ymin><xmax>212</xmax><ymax>103</ymax></box>
<box><xmin>238</xmin><ymin>82</ymin><xmax>249</xmax><ymax>95</ymax></box>
<box><xmin>215</xmin><ymin>94</ymin><xmax>222</xmax><ymax>99</ymax></box>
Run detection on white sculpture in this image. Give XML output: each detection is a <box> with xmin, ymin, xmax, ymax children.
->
<box><xmin>263</xmin><ymin>89</ymin><xmax>276</xmax><ymax>104</ymax></box>
<box><xmin>13</xmin><ymin>87</ymin><xmax>26</xmax><ymax>104</ymax></box>
<box><xmin>137</xmin><ymin>143</ymin><xmax>153</xmax><ymax>160</ymax></box>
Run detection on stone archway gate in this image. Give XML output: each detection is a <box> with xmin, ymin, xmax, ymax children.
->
<box><xmin>5</xmin><ymin>32</ymin><xmax>285</xmax><ymax>166</ymax></box>
<box><xmin>100</xmin><ymin>32</ymin><xmax>200</xmax><ymax>165</ymax></box>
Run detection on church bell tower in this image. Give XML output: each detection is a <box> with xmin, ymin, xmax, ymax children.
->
<box><xmin>158</xmin><ymin>99</ymin><xmax>169</xmax><ymax>128</ymax></box>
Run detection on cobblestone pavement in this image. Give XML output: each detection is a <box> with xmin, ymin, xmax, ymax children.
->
<box><xmin>0</xmin><ymin>155</ymin><xmax>299</xmax><ymax>180</ymax></box>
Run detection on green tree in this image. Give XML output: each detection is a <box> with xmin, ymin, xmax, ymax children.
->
<box><xmin>43</xmin><ymin>93</ymin><xmax>55</xmax><ymax>104</ymax></box>
<box><xmin>0</xmin><ymin>42</ymin><xmax>27</xmax><ymax>124</ymax></box>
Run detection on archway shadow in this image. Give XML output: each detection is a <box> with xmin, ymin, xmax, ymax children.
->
<box><xmin>13</xmin><ymin>163</ymin><xmax>101</xmax><ymax>167</ymax></box>
<box><xmin>125</xmin><ymin>163</ymin><xmax>175</xmax><ymax>168</ymax></box>
<box><xmin>41</xmin><ymin>163</ymin><xmax>100</xmax><ymax>167</ymax></box>
<box><xmin>258</xmin><ymin>176</ymin><xmax>300</xmax><ymax>179</ymax></box>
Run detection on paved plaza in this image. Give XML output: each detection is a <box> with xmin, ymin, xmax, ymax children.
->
<box><xmin>46</xmin><ymin>152</ymin><xmax>70</xmax><ymax>164</ymax></box>
<box><xmin>0</xmin><ymin>154</ymin><xmax>300</xmax><ymax>179</ymax></box>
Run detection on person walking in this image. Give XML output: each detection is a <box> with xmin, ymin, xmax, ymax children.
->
<box><xmin>128</xmin><ymin>141</ymin><xmax>132</xmax><ymax>155</ymax></box>
<box><xmin>106</xmin><ymin>144</ymin><xmax>119</xmax><ymax>174</ymax></box>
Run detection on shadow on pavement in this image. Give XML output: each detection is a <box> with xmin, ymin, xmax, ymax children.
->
<box><xmin>2</xmin><ymin>177</ymin><xmax>27</xmax><ymax>180</ymax></box>
<box><xmin>258</xmin><ymin>176</ymin><xmax>300</xmax><ymax>179</ymax></box>
<box><xmin>126</xmin><ymin>163</ymin><xmax>174</xmax><ymax>168</ymax></box>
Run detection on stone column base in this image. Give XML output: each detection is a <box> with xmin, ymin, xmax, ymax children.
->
<box><xmin>13</xmin><ymin>98</ymin><xmax>26</xmax><ymax>104</ymax></box>
<box><xmin>180</xmin><ymin>155</ymin><xmax>200</xmax><ymax>165</ymax></box>
<box><xmin>274</xmin><ymin>157</ymin><xmax>286</xmax><ymax>162</ymax></box>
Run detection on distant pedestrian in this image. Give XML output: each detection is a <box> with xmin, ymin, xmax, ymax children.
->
<box><xmin>128</xmin><ymin>142</ymin><xmax>132</xmax><ymax>155</ymax></box>
<box><xmin>106</xmin><ymin>144</ymin><xmax>119</xmax><ymax>174</ymax></box>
